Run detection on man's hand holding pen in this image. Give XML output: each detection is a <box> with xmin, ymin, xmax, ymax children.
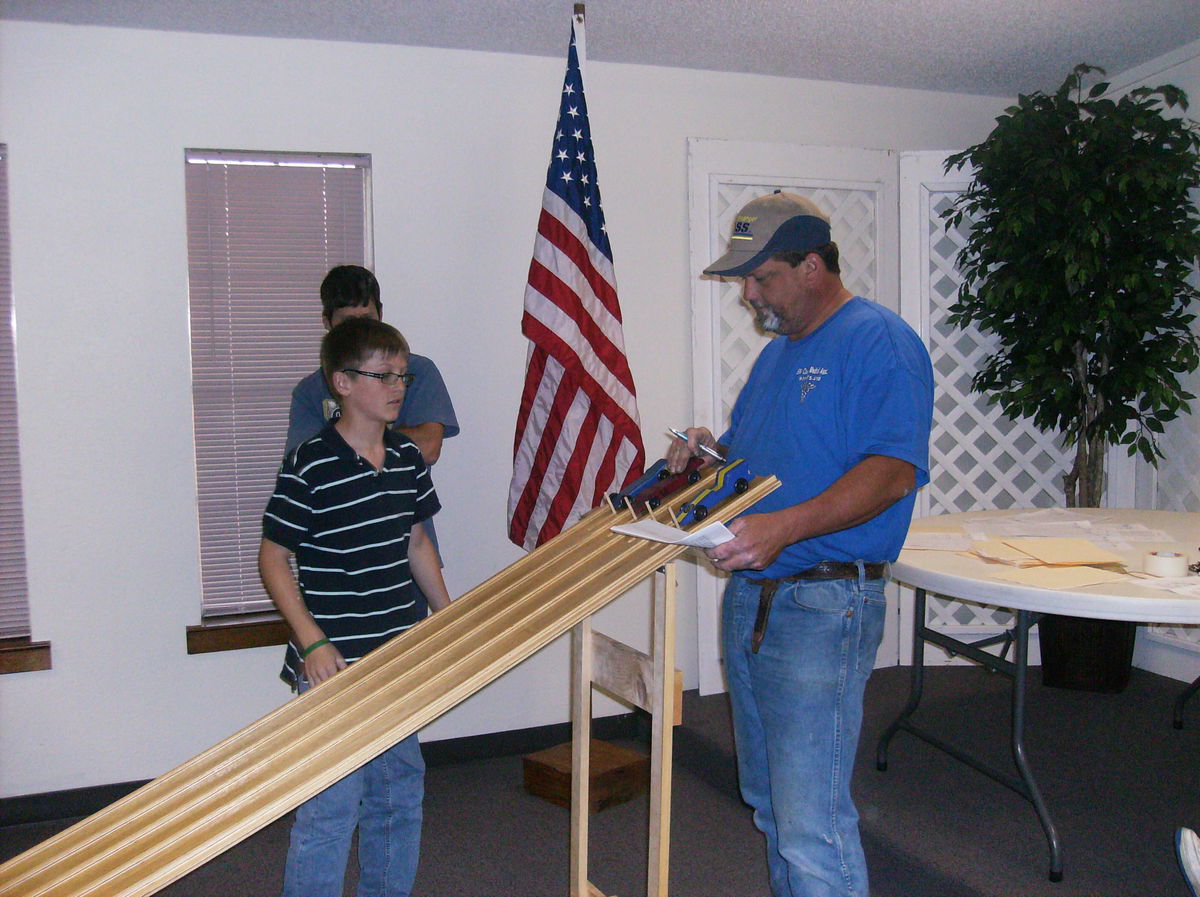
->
<box><xmin>666</xmin><ymin>426</ymin><xmax>726</xmax><ymax>473</ymax></box>
<box><xmin>664</xmin><ymin>426</ymin><xmax>786</xmax><ymax>572</ymax></box>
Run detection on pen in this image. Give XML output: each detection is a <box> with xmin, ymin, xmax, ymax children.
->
<box><xmin>668</xmin><ymin>428</ymin><xmax>727</xmax><ymax>464</ymax></box>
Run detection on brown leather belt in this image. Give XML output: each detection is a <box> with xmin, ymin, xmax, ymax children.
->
<box><xmin>751</xmin><ymin>562</ymin><xmax>888</xmax><ymax>653</ymax></box>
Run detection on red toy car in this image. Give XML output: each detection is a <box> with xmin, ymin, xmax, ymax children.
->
<box><xmin>626</xmin><ymin>456</ymin><xmax>707</xmax><ymax>515</ymax></box>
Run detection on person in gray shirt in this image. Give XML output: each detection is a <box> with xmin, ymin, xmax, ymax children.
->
<box><xmin>285</xmin><ymin>265</ymin><xmax>459</xmax><ymax>568</ymax></box>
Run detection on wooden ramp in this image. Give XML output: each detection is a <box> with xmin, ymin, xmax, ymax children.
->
<box><xmin>0</xmin><ymin>472</ymin><xmax>779</xmax><ymax>897</ymax></box>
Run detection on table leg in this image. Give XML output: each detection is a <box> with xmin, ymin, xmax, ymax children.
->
<box><xmin>876</xmin><ymin>594</ymin><xmax>1063</xmax><ymax>881</ymax></box>
<box><xmin>1173</xmin><ymin>673</ymin><xmax>1200</xmax><ymax>729</ymax></box>
<box><xmin>876</xmin><ymin>588</ymin><xmax>927</xmax><ymax>772</ymax></box>
<box><xmin>1012</xmin><ymin>610</ymin><xmax>1063</xmax><ymax>882</ymax></box>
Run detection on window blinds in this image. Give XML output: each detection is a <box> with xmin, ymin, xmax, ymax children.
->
<box><xmin>185</xmin><ymin>149</ymin><xmax>370</xmax><ymax>617</ymax></box>
<box><xmin>0</xmin><ymin>145</ymin><xmax>32</xmax><ymax>639</ymax></box>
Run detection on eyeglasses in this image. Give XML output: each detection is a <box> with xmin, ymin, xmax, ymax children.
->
<box><xmin>341</xmin><ymin>369</ymin><xmax>414</xmax><ymax>387</ymax></box>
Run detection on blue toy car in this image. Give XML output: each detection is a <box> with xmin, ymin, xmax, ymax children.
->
<box><xmin>678</xmin><ymin>459</ymin><xmax>750</xmax><ymax>525</ymax></box>
<box><xmin>608</xmin><ymin>458</ymin><xmax>669</xmax><ymax>509</ymax></box>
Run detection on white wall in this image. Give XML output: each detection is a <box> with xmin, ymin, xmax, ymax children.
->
<box><xmin>1119</xmin><ymin>39</ymin><xmax>1200</xmax><ymax>514</ymax></box>
<box><xmin>0</xmin><ymin>19</ymin><xmax>1009</xmax><ymax>798</ymax></box>
<box><xmin>1113</xmin><ymin>40</ymin><xmax>1200</xmax><ymax>680</ymax></box>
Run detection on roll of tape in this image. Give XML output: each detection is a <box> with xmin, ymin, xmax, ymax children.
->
<box><xmin>1145</xmin><ymin>551</ymin><xmax>1188</xmax><ymax>577</ymax></box>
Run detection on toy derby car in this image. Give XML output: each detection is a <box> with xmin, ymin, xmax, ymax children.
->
<box><xmin>610</xmin><ymin>456</ymin><xmax>707</xmax><ymax>515</ymax></box>
<box><xmin>678</xmin><ymin>459</ymin><xmax>749</xmax><ymax>525</ymax></box>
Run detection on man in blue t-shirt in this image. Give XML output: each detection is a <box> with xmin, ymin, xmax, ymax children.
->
<box><xmin>667</xmin><ymin>192</ymin><xmax>933</xmax><ymax>897</ymax></box>
<box><xmin>285</xmin><ymin>265</ymin><xmax>459</xmax><ymax>573</ymax></box>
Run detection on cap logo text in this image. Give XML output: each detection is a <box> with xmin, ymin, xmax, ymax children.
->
<box><xmin>731</xmin><ymin>215</ymin><xmax>758</xmax><ymax>241</ymax></box>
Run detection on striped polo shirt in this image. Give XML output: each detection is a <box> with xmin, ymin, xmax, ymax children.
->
<box><xmin>262</xmin><ymin>423</ymin><xmax>441</xmax><ymax>687</ymax></box>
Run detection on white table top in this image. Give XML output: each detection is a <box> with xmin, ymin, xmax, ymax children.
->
<box><xmin>893</xmin><ymin>508</ymin><xmax>1200</xmax><ymax>624</ymax></box>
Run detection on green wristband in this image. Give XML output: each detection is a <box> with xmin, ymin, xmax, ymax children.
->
<box><xmin>300</xmin><ymin>637</ymin><xmax>330</xmax><ymax>659</ymax></box>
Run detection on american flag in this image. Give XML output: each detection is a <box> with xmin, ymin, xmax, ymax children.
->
<box><xmin>507</xmin><ymin>21</ymin><xmax>645</xmax><ymax>551</ymax></box>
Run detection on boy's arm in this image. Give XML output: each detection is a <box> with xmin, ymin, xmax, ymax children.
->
<box><xmin>258</xmin><ymin>537</ymin><xmax>346</xmax><ymax>684</ymax></box>
<box><xmin>394</xmin><ymin>421</ymin><xmax>445</xmax><ymax>464</ymax></box>
<box><xmin>408</xmin><ymin>522</ymin><xmax>451</xmax><ymax>612</ymax></box>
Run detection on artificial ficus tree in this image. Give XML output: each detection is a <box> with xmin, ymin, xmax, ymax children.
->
<box><xmin>943</xmin><ymin>64</ymin><xmax>1200</xmax><ymax>508</ymax></box>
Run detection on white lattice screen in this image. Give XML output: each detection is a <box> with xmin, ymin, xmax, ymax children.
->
<box><xmin>1154</xmin><ymin>367</ymin><xmax>1200</xmax><ymax>513</ymax></box>
<box><xmin>923</xmin><ymin>190</ymin><xmax>1067</xmax><ymax>515</ymax></box>
<box><xmin>905</xmin><ymin>161</ymin><xmax>1072</xmax><ymax>637</ymax></box>
<box><xmin>1144</xmin><ymin>319</ymin><xmax>1200</xmax><ymax>647</ymax></box>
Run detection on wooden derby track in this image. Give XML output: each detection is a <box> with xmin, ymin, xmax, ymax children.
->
<box><xmin>0</xmin><ymin>471</ymin><xmax>778</xmax><ymax>897</ymax></box>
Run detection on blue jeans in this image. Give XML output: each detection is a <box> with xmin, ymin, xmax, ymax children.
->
<box><xmin>723</xmin><ymin>568</ymin><xmax>886</xmax><ymax>897</ymax></box>
<box><xmin>282</xmin><ymin>684</ymin><xmax>425</xmax><ymax>897</ymax></box>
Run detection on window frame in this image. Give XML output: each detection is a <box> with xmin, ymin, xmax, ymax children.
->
<box><xmin>183</xmin><ymin>148</ymin><xmax>372</xmax><ymax>654</ymax></box>
<box><xmin>0</xmin><ymin>144</ymin><xmax>48</xmax><ymax>674</ymax></box>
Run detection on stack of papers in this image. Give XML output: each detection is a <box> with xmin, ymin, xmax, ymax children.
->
<box><xmin>968</xmin><ymin>537</ymin><xmax>1127</xmax><ymax>589</ymax></box>
<box><xmin>906</xmin><ymin>516</ymin><xmax>1198</xmax><ymax>593</ymax></box>
<box><xmin>970</xmin><ymin>537</ymin><xmax>1124</xmax><ymax>566</ymax></box>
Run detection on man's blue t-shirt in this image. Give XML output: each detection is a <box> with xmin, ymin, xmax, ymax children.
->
<box><xmin>720</xmin><ymin>297</ymin><xmax>933</xmax><ymax>580</ymax></box>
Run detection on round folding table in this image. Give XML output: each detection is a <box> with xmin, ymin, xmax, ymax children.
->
<box><xmin>876</xmin><ymin>508</ymin><xmax>1200</xmax><ymax>880</ymax></box>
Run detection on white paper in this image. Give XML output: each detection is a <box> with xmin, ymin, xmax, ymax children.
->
<box><xmin>1126</xmin><ymin>573</ymin><xmax>1200</xmax><ymax>596</ymax></box>
<box><xmin>962</xmin><ymin>518</ymin><xmax>1170</xmax><ymax>554</ymax></box>
<box><xmin>1088</xmin><ymin>523</ymin><xmax>1173</xmax><ymax>543</ymax></box>
<box><xmin>966</xmin><ymin>521</ymin><xmax>1096</xmax><ymax>540</ymax></box>
<box><xmin>902</xmin><ymin>532</ymin><xmax>973</xmax><ymax>551</ymax></box>
<box><xmin>1007</xmin><ymin>508</ymin><xmax>1096</xmax><ymax>523</ymax></box>
<box><xmin>610</xmin><ymin>519</ymin><xmax>735</xmax><ymax>548</ymax></box>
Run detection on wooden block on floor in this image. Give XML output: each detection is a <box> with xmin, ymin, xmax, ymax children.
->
<box><xmin>522</xmin><ymin>739</ymin><xmax>650</xmax><ymax>813</ymax></box>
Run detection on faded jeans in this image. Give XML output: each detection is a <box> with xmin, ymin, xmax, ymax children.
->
<box><xmin>282</xmin><ymin>680</ymin><xmax>425</xmax><ymax>897</ymax></box>
<box><xmin>722</xmin><ymin>567</ymin><xmax>886</xmax><ymax>897</ymax></box>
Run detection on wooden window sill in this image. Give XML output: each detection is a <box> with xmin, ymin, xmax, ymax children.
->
<box><xmin>0</xmin><ymin>637</ymin><xmax>52</xmax><ymax>674</ymax></box>
<box><xmin>186</xmin><ymin>613</ymin><xmax>290</xmax><ymax>655</ymax></box>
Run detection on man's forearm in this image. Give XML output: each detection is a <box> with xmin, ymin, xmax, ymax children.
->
<box><xmin>775</xmin><ymin>454</ymin><xmax>916</xmax><ymax>544</ymax></box>
<box><xmin>713</xmin><ymin>455</ymin><xmax>916</xmax><ymax>571</ymax></box>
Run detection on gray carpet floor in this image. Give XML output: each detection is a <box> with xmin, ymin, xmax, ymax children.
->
<box><xmin>4</xmin><ymin>665</ymin><xmax>1199</xmax><ymax>896</ymax></box>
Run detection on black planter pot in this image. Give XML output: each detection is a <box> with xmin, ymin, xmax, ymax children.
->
<box><xmin>1038</xmin><ymin>614</ymin><xmax>1137</xmax><ymax>693</ymax></box>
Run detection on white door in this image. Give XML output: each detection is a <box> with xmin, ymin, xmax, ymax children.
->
<box><xmin>687</xmin><ymin>138</ymin><xmax>901</xmax><ymax>694</ymax></box>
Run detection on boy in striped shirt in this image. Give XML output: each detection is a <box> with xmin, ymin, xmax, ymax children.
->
<box><xmin>260</xmin><ymin>315</ymin><xmax>450</xmax><ymax>897</ymax></box>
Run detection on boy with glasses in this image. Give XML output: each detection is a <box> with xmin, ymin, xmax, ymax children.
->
<box><xmin>286</xmin><ymin>264</ymin><xmax>458</xmax><ymax>620</ymax></box>
<box><xmin>261</xmin><ymin>316</ymin><xmax>451</xmax><ymax>897</ymax></box>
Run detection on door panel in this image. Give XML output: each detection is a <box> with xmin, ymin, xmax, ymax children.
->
<box><xmin>687</xmin><ymin>139</ymin><xmax>899</xmax><ymax>694</ymax></box>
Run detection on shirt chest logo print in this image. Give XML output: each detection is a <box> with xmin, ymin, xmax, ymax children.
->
<box><xmin>796</xmin><ymin>366</ymin><xmax>828</xmax><ymax>402</ymax></box>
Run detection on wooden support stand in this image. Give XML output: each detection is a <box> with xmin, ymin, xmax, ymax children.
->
<box><xmin>570</xmin><ymin>563</ymin><xmax>678</xmax><ymax>897</ymax></box>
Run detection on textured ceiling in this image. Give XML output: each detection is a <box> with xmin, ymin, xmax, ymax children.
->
<box><xmin>2</xmin><ymin>0</ymin><xmax>1199</xmax><ymax>97</ymax></box>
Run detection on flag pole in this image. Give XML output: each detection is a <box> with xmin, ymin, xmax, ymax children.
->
<box><xmin>574</xmin><ymin>4</ymin><xmax>586</xmax><ymax>79</ymax></box>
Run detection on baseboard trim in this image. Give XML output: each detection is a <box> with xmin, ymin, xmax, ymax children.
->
<box><xmin>1134</xmin><ymin>628</ymin><xmax>1200</xmax><ymax>684</ymax></box>
<box><xmin>0</xmin><ymin>711</ymin><xmax>643</xmax><ymax>827</ymax></box>
<box><xmin>0</xmin><ymin>780</ymin><xmax>147</xmax><ymax>828</ymax></box>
